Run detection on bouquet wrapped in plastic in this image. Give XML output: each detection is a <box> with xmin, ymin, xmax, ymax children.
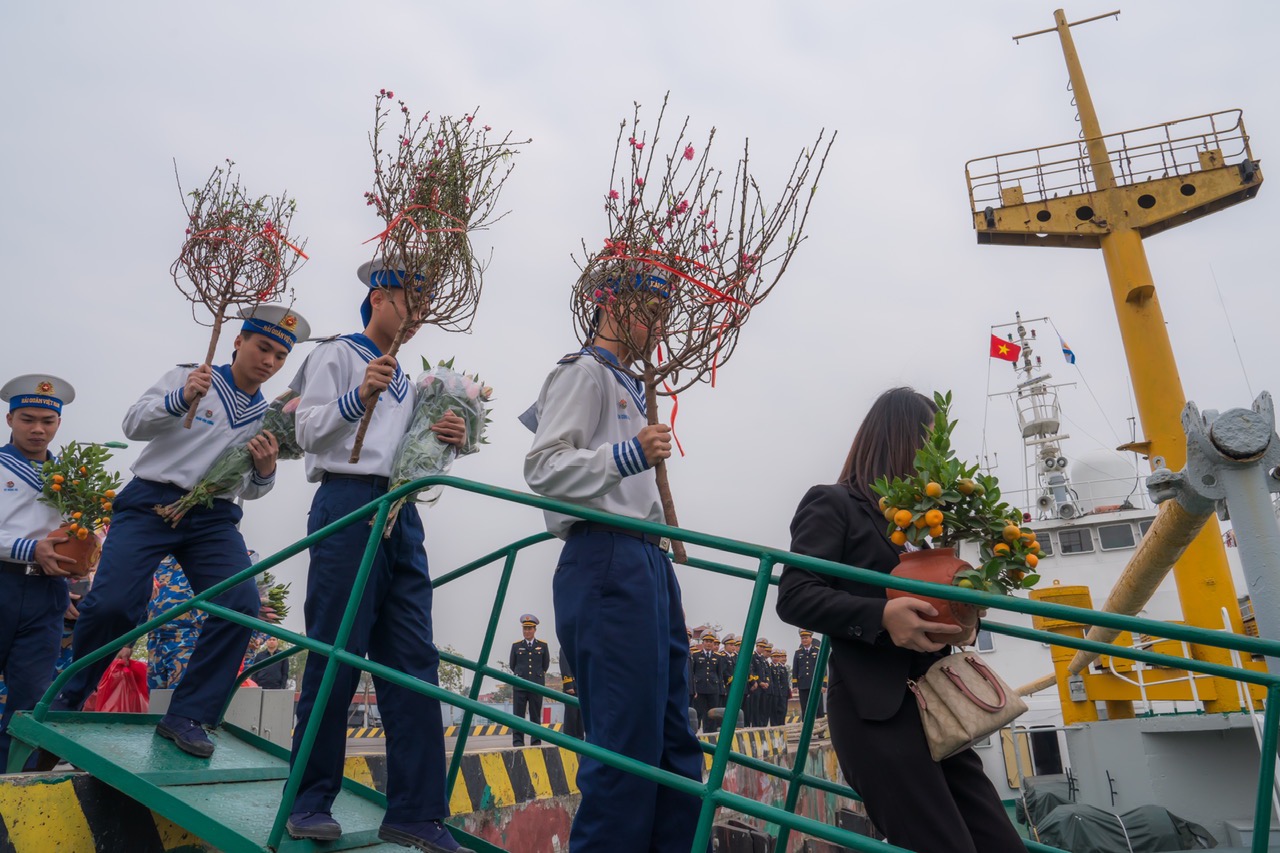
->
<box><xmin>155</xmin><ymin>390</ymin><xmax>303</xmax><ymax>526</ymax></box>
<box><xmin>384</xmin><ymin>357</ymin><xmax>491</xmax><ymax>533</ymax></box>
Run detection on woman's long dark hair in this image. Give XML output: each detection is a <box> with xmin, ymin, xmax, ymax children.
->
<box><xmin>838</xmin><ymin>387</ymin><xmax>936</xmax><ymax>502</ymax></box>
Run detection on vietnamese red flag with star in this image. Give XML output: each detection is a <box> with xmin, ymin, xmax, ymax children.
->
<box><xmin>989</xmin><ymin>334</ymin><xmax>1021</xmax><ymax>362</ymax></box>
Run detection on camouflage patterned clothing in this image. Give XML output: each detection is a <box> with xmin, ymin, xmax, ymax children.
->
<box><xmin>145</xmin><ymin>557</ymin><xmax>206</xmax><ymax>690</ymax></box>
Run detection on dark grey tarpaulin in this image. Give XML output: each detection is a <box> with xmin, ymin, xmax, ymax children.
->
<box><xmin>1018</xmin><ymin>774</ymin><xmax>1075</xmax><ymax>828</ymax></box>
<box><xmin>1034</xmin><ymin>803</ymin><xmax>1217</xmax><ymax>852</ymax></box>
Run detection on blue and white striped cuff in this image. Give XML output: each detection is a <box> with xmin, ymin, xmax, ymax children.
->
<box><xmin>250</xmin><ymin>469</ymin><xmax>275</xmax><ymax>486</ymax></box>
<box><xmin>11</xmin><ymin>538</ymin><xmax>37</xmax><ymax>563</ymax></box>
<box><xmin>337</xmin><ymin>388</ymin><xmax>367</xmax><ymax>423</ymax></box>
<box><xmin>611</xmin><ymin>437</ymin><xmax>651</xmax><ymax>478</ymax></box>
<box><xmin>164</xmin><ymin>388</ymin><xmax>191</xmax><ymax>417</ymax></box>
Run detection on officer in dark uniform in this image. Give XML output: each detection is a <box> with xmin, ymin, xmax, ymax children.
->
<box><xmin>686</xmin><ymin>629</ymin><xmax>699</xmax><ymax>707</ymax></box>
<box><xmin>690</xmin><ymin>631</ymin><xmax>726</xmax><ymax>732</ymax></box>
<box><xmin>747</xmin><ymin>638</ymin><xmax>771</xmax><ymax>727</ymax></box>
<box><xmin>719</xmin><ymin>633</ymin><xmax>738</xmax><ymax>710</ymax></box>
<box><xmin>561</xmin><ymin>658</ymin><xmax>583</xmax><ymax>740</ymax></box>
<box><xmin>509</xmin><ymin>613</ymin><xmax>550</xmax><ymax>746</ymax></box>
<box><xmin>792</xmin><ymin>629</ymin><xmax>825</xmax><ymax>718</ymax></box>
<box><xmin>770</xmin><ymin>649</ymin><xmax>790</xmax><ymax>726</ymax></box>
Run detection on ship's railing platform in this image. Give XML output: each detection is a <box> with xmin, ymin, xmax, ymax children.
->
<box><xmin>9</xmin><ymin>475</ymin><xmax>1280</xmax><ymax>852</ymax></box>
<box><xmin>965</xmin><ymin>109</ymin><xmax>1255</xmax><ymax>212</ymax></box>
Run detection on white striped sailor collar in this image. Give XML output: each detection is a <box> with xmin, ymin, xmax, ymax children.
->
<box><xmin>339</xmin><ymin>334</ymin><xmax>409</xmax><ymax>403</ymax></box>
<box><xmin>210</xmin><ymin>365</ymin><xmax>269</xmax><ymax>429</ymax></box>
<box><xmin>0</xmin><ymin>442</ymin><xmax>51</xmax><ymax>491</ymax></box>
<box><xmin>583</xmin><ymin>346</ymin><xmax>646</xmax><ymax>417</ymax></box>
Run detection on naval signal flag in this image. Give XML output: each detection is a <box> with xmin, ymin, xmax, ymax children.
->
<box><xmin>989</xmin><ymin>334</ymin><xmax>1020</xmax><ymax>362</ymax></box>
<box><xmin>1059</xmin><ymin>334</ymin><xmax>1076</xmax><ymax>365</ymax></box>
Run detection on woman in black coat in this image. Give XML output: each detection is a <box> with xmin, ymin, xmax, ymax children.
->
<box><xmin>775</xmin><ymin>387</ymin><xmax>1024</xmax><ymax>853</ymax></box>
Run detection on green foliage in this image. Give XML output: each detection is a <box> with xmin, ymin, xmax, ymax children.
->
<box><xmin>257</xmin><ymin>570</ymin><xmax>291</xmax><ymax>622</ymax></box>
<box><xmin>870</xmin><ymin>391</ymin><xmax>1041</xmax><ymax>596</ymax></box>
<box><xmin>438</xmin><ymin>644</ymin><xmax>469</xmax><ymax>695</ymax></box>
<box><xmin>39</xmin><ymin>441</ymin><xmax>124</xmax><ymax>534</ymax></box>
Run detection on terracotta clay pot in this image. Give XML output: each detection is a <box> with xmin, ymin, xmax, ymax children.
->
<box><xmin>47</xmin><ymin>525</ymin><xmax>100</xmax><ymax>577</ymax></box>
<box><xmin>886</xmin><ymin>547</ymin><xmax>978</xmax><ymax>645</ymax></box>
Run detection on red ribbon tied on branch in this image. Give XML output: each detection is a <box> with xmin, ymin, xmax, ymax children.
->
<box><xmin>596</xmin><ymin>240</ymin><xmax>752</xmax><ymax>388</ymax></box>
<box><xmin>363</xmin><ymin>199</ymin><xmax>467</xmax><ymax>246</ymax></box>
<box><xmin>184</xmin><ymin>223</ymin><xmax>309</xmax><ymax>298</ymax></box>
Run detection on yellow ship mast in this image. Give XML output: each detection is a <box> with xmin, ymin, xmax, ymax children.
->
<box><xmin>968</xmin><ymin>9</ymin><xmax>1264</xmax><ymax>715</ymax></box>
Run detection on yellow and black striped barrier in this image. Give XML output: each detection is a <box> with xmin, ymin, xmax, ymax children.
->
<box><xmin>346</xmin><ymin>722</ymin><xmax>568</xmax><ymax>739</ymax></box>
<box><xmin>342</xmin><ymin>726</ymin><xmax>788</xmax><ymax>813</ymax></box>
<box><xmin>0</xmin><ymin>771</ymin><xmax>213</xmax><ymax>852</ymax></box>
<box><xmin>0</xmin><ymin>726</ymin><xmax>795</xmax><ymax>849</ymax></box>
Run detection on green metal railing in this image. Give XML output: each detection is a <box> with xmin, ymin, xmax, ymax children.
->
<box><xmin>23</xmin><ymin>475</ymin><xmax>1280</xmax><ymax>853</ymax></box>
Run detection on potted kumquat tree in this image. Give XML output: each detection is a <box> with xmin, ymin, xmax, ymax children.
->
<box><xmin>871</xmin><ymin>391</ymin><xmax>1041</xmax><ymax>643</ymax></box>
<box><xmin>40</xmin><ymin>441</ymin><xmax>124</xmax><ymax>576</ymax></box>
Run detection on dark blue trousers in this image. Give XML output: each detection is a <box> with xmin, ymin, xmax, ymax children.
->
<box><xmin>0</xmin><ymin>573</ymin><xmax>67</xmax><ymax>771</ymax></box>
<box><xmin>289</xmin><ymin>478</ymin><xmax>447</xmax><ymax>823</ymax></box>
<box><xmin>553</xmin><ymin>529</ymin><xmax>706</xmax><ymax>853</ymax></box>
<box><xmin>58</xmin><ymin>478</ymin><xmax>259</xmax><ymax>724</ymax></box>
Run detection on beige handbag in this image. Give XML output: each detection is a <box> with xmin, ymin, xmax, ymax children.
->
<box><xmin>907</xmin><ymin>651</ymin><xmax>1027</xmax><ymax>762</ymax></box>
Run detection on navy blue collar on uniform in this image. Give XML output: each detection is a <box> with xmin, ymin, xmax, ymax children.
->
<box><xmin>340</xmin><ymin>334</ymin><xmax>408</xmax><ymax>403</ymax></box>
<box><xmin>0</xmin><ymin>442</ymin><xmax>47</xmax><ymax>490</ymax></box>
<box><xmin>584</xmin><ymin>346</ymin><xmax>647</xmax><ymax>416</ymax></box>
<box><xmin>588</xmin><ymin>345</ymin><xmax>624</xmax><ymax>367</ymax></box>
<box><xmin>210</xmin><ymin>364</ymin><xmax>268</xmax><ymax>429</ymax></box>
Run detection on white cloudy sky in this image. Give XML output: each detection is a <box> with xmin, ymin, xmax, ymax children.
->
<box><xmin>3</xmin><ymin>2</ymin><xmax>1277</xmax><ymax>673</ymax></box>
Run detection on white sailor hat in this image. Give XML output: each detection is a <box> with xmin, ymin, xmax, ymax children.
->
<box><xmin>2</xmin><ymin>374</ymin><xmax>75</xmax><ymax>414</ymax></box>
<box><xmin>238</xmin><ymin>304</ymin><xmax>311</xmax><ymax>351</ymax></box>
<box><xmin>357</xmin><ymin>256</ymin><xmax>427</xmax><ymax>327</ymax></box>
<box><xmin>520</xmin><ymin>613</ymin><xmax>540</xmax><ymax>627</ymax></box>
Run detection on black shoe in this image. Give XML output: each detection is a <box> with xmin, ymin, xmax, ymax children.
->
<box><xmin>287</xmin><ymin>811</ymin><xmax>342</xmax><ymax>840</ymax></box>
<box><xmin>379</xmin><ymin>820</ymin><xmax>474</xmax><ymax>852</ymax></box>
<box><xmin>155</xmin><ymin>714</ymin><xmax>214</xmax><ymax>758</ymax></box>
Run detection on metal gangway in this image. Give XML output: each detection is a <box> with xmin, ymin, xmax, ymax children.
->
<box><xmin>8</xmin><ymin>472</ymin><xmax>1280</xmax><ymax>853</ymax></box>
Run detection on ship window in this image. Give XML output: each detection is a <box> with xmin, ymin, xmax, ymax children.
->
<box><xmin>1037</xmin><ymin>535</ymin><xmax>1054</xmax><ymax>556</ymax></box>
<box><xmin>1058</xmin><ymin>529</ymin><xmax>1094</xmax><ymax>554</ymax></box>
<box><xmin>976</xmin><ymin>630</ymin><xmax>996</xmax><ymax>653</ymax></box>
<box><xmin>1139</xmin><ymin>519</ymin><xmax>1153</xmax><ymax>536</ymax></box>
<box><xmin>1098</xmin><ymin>524</ymin><xmax>1136</xmax><ymax>551</ymax></box>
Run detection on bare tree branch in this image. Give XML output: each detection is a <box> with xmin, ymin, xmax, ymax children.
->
<box><xmin>350</xmin><ymin>90</ymin><xmax>529</xmax><ymax>462</ymax></box>
<box><xmin>570</xmin><ymin>95</ymin><xmax>836</xmax><ymax>560</ymax></box>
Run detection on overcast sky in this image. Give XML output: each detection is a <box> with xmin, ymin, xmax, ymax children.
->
<box><xmin>3</xmin><ymin>2</ymin><xmax>1276</xmax><ymax>675</ymax></box>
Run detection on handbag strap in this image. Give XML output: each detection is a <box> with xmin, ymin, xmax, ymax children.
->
<box><xmin>907</xmin><ymin>679</ymin><xmax>926</xmax><ymax>712</ymax></box>
<box><xmin>941</xmin><ymin>655</ymin><xmax>1007</xmax><ymax>713</ymax></box>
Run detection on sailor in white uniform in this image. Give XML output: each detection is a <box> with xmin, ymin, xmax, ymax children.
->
<box><xmin>283</xmin><ymin>257</ymin><xmax>470</xmax><ymax>853</ymax></box>
<box><xmin>0</xmin><ymin>374</ymin><xmax>75</xmax><ymax>772</ymax></box>
<box><xmin>54</xmin><ymin>305</ymin><xmax>309</xmax><ymax>759</ymax></box>
<box><xmin>523</xmin><ymin>268</ymin><xmax>706</xmax><ymax>853</ymax></box>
